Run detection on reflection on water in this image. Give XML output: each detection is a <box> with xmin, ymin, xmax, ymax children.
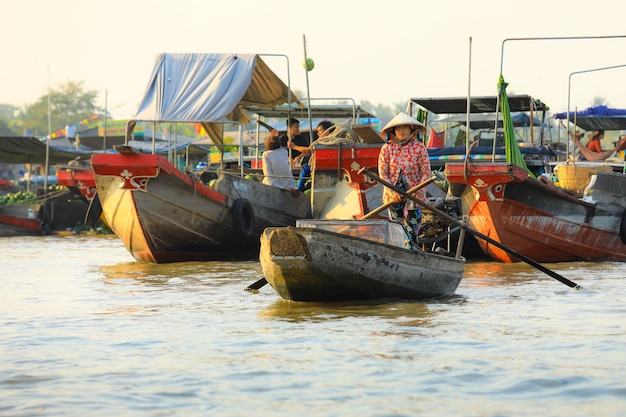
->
<box><xmin>463</xmin><ymin>259</ymin><xmax>594</xmax><ymax>290</ymax></box>
<box><xmin>259</xmin><ymin>294</ymin><xmax>472</xmax><ymax>331</ymax></box>
<box><xmin>260</xmin><ymin>298</ymin><xmax>436</xmax><ymax>323</ymax></box>
<box><xmin>98</xmin><ymin>260</ymin><xmax>263</xmax><ymax>287</ymax></box>
<box><xmin>463</xmin><ymin>260</ymin><xmax>539</xmax><ymax>287</ymax></box>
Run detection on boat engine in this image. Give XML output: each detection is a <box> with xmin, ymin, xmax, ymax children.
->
<box><xmin>419</xmin><ymin>196</ymin><xmax>463</xmax><ymax>242</ymax></box>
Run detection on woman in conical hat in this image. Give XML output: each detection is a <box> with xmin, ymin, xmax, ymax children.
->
<box><xmin>380</xmin><ymin>112</ymin><xmax>426</xmax><ymax>142</ymax></box>
<box><xmin>377</xmin><ymin>112</ymin><xmax>431</xmax><ymax>250</ymax></box>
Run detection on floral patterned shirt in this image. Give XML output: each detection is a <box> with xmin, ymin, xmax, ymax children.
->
<box><xmin>377</xmin><ymin>138</ymin><xmax>431</xmax><ymax>204</ymax></box>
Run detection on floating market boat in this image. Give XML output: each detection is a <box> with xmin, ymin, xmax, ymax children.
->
<box><xmin>260</xmin><ymin>219</ymin><xmax>465</xmax><ymax>302</ymax></box>
<box><xmin>91</xmin><ymin>53</ymin><xmax>382</xmax><ymax>263</ymax></box>
<box><xmin>443</xmin><ymin>84</ymin><xmax>626</xmax><ymax>263</ymax></box>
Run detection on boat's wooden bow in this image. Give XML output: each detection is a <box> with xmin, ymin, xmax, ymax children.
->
<box><xmin>268</xmin><ymin>228</ymin><xmax>308</xmax><ymax>257</ymax></box>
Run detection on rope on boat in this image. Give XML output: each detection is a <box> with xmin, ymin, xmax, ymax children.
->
<box><xmin>310</xmin><ymin>122</ymin><xmax>364</xmax><ymax>147</ymax></box>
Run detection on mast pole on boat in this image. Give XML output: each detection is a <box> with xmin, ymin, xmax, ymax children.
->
<box><xmin>302</xmin><ymin>34</ymin><xmax>314</xmax><ymax>146</ymax></box>
<box><xmin>45</xmin><ymin>65</ymin><xmax>51</xmax><ymax>193</ymax></box>
<box><xmin>103</xmin><ymin>89</ymin><xmax>108</xmax><ymax>152</ymax></box>
<box><xmin>465</xmin><ymin>37</ymin><xmax>472</xmax><ymax>149</ymax></box>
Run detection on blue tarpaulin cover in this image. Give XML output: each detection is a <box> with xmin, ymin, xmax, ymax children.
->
<box><xmin>553</xmin><ymin>105</ymin><xmax>626</xmax><ymax>131</ymax></box>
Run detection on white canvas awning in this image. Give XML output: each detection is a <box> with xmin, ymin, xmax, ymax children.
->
<box><xmin>130</xmin><ymin>53</ymin><xmax>301</xmax><ymax>144</ymax></box>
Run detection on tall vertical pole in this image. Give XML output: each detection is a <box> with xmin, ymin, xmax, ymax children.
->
<box><xmin>44</xmin><ymin>65</ymin><xmax>51</xmax><ymax>193</ymax></box>
<box><xmin>103</xmin><ymin>89</ymin><xmax>108</xmax><ymax>152</ymax></box>
<box><xmin>303</xmin><ymin>34</ymin><xmax>313</xmax><ymax>146</ymax></box>
<box><xmin>465</xmin><ymin>37</ymin><xmax>472</xmax><ymax>149</ymax></box>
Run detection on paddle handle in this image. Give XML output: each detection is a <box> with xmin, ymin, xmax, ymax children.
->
<box><xmin>257</xmin><ymin>120</ymin><xmax>275</xmax><ymax>132</ymax></box>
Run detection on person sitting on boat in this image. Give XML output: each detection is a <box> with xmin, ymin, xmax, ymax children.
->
<box><xmin>585</xmin><ymin>129</ymin><xmax>605</xmax><ymax>153</ymax></box>
<box><xmin>568</xmin><ymin>128</ymin><xmax>608</xmax><ymax>161</ymax></box>
<box><xmin>268</xmin><ymin>121</ymin><xmax>308</xmax><ymax>190</ymax></box>
<box><xmin>280</xmin><ymin>117</ymin><xmax>311</xmax><ymax>168</ymax></box>
<box><xmin>293</xmin><ymin>120</ymin><xmax>335</xmax><ymax>192</ymax></box>
<box><xmin>262</xmin><ymin>135</ymin><xmax>297</xmax><ymax>190</ymax></box>
<box><xmin>316</xmin><ymin>120</ymin><xmax>334</xmax><ymax>139</ymax></box>
<box><xmin>378</xmin><ymin>112</ymin><xmax>430</xmax><ymax>251</ymax></box>
<box><xmin>279</xmin><ymin>117</ymin><xmax>313</xmax><ymax>191</ymax></box>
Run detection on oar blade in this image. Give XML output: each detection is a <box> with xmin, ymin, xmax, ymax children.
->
<box><xmin>245</xmin><ymin>277</ymin><xmax>268</xmax><ymax>291</ymax></box>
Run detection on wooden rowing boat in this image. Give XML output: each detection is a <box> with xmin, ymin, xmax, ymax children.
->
<box><xmin>260</xmin><ymin>219</ymin><xmax>465</xmax><ymax>302</ymax></box>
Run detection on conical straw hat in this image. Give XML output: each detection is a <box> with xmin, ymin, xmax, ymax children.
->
<box><xmin>380</xmin><ymin>112</ymin><xmax>426</xmax><ymax>137</ymax></box>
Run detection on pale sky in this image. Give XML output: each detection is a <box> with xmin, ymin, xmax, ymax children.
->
<box><xmin>3</xmin><ymin>0</ymin><xmax>626</xmax><ymax>120</ymax></box>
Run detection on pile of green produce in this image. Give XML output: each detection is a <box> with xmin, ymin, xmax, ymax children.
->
<box><xmin>0</xmin><ymin>191</ymin><xmax>37</xmax><ymax>205</ymax></box>
<box><xmin>47</xmin><ymin>184</ymin><xmax>66</xmax><ymax>191</ymax></box>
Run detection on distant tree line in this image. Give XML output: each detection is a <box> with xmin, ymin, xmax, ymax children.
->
<box><xmin>0</xmin><ymin>81</ymin><xmax>99</xmax><ymax>137</ymax></box>
<box><xmin>1</xmin><ymin>83</ymin><xmax>407</xmax><ymax>139</ymax></box>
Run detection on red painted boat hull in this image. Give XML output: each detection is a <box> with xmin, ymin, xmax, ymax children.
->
<box><xmin>91</xmin><ymin>152</ymin><xmax>312</xmax><ymax>262</ymax></box>
<box><xmin>91</xmin><ymin>143</ymin><xmax>384</xmax><ymax>263</ymax></box>
<box><xmin>57</xmin><ymin>167</ymin><xmax>98</xmax><ymax>200</ymax></box>
<box><xmin>445</xmin><ymin>162</ymin><xmax>626</xmax><ymax>263</ymax></box>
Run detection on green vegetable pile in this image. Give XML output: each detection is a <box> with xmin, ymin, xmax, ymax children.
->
<box><xmin>0</xmin><ymin>191</ymin><xmax>37</xmax><ymax>205</ymax></box>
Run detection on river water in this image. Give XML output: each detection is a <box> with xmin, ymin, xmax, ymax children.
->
<box><xmin>1</xmin><ymin>234</ymin><xmax>625</xmax><ymax>417</ymax></box>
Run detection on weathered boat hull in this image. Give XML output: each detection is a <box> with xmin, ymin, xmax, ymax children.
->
<box><xmin>260</xmin><ymin>221</ymin><xmax>465</xmax><ymax>301</ymax></box>
<box><xmin>0</xmin><ymin>203</ymin><xmax>42</xmax><ymax>236</ymax></box>
<box><xmin>445</xmin><ymin>162</ymin><xmax>626</xmax><ymax>263</ymax></box>
<box><xmin>92</xmin><ymin>153</ymin><xmax>311</xmax><ymax>263</ymax></box>
<box><xmin>91</xmin><ymin>138</ymin><xmax>388</xmax><ymax>263</ymax></box>
<box><xmin>0</xmin><ymin>188</ymin><xmax>89</xmax><ymax>237</ymax></box>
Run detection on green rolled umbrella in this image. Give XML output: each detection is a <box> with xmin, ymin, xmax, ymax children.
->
<box><xmin>498</xmin><ymin>74</ymin><xmax>535</xmax><ymax>178</ymax></box>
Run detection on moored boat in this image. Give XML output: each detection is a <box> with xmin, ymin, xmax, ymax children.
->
<box><xmin>0</xmin><ymin>199</ymin><xmax>42</xmax><ymax>236</ymax></box>
<box><xmin>0</xmin><ymin>187</ymin><xmax>90</xmax><ymax>237</ymax></box>
<box><xmin>93</xmin><ymin>149</ymin><xmax>310</xmax><ymax>262</ymax></box>
<box><xmin>56</xmin><ymin>163</ymin><xmax>98</xmax><ymax>201</ymax></box>
<box><xmin>445</xmin><ymin>161</ymin><xmax>626</xmax><ymax>262</ymax></box>
<box><xmin>260</xmin><ymin>219</ymin><xmax>465</xmax><ymax>302</ymax></box>
<box><xmin>442</xmin><ymin>81</ymin><xmax>626</xmax><ymax>263</ymax></box>
<box><xmin>91</xmin><ymin>53</ymin><xmax>381</xmax><ymax>263</ymax></box>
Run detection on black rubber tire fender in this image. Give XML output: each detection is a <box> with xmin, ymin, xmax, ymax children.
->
<box><xmin>232</xmin><ymin>198</ymin><xmax>256</xmax><ymax>239</ymax></box>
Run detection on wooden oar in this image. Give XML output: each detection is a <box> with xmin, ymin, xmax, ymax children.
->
<box><xmin>245</xmin><ymin>277</ymin><xmax>267</xmax><ymax>291</ymax></box>
<box><xmin>357</xmin><ymin>167</ymin><xmax>581</xmax><ymax>290</ymax></box>
<box><xmin>257</xmin><ymin>120</ymin><xmax>275</xmax><ymax>132</ymax></box>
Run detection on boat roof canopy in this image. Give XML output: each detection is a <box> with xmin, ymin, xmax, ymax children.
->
<box><xmin>552</xmin><ymin>105</ymin><xmax>626</xmax><ymax>131</ymax></box>
<box><xmin>242</xmin><ymin>103</ymin><xmax>377</xmax><ymax>121</ymax></box>
<box><xmin>433</xmin><ymin>112</ymin><xmax>543</xmax><ymax>129</ymax></box>
<box><xmin>133</xmin><ymin>53</ymin><xmax>301</xmax><ymax>125</ymax></box>
<box><xmin>0</xmin><ymin>136</ymin><xmax>92</xmax><ymax>164</ymax></box>
<box><xmin>411</xmin><ymin>95</ymin><xmax>548</xmax><ymax>114</ymax></box>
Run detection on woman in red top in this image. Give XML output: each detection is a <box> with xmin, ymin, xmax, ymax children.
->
<box><xmin>378</xmin><ymin>112</ymin><xmax>430</xmax><ymax>250</ymax></box>
<box><xmin>586</xmin><ymin>129</ymin><xmax>605</xmax><ymax>153</ymax></box>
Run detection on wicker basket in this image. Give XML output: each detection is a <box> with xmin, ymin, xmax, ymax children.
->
<box><xmin>554</xmin><ymin>160</ymin><xmax>613</xmax><ymax>194</ymax></box>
